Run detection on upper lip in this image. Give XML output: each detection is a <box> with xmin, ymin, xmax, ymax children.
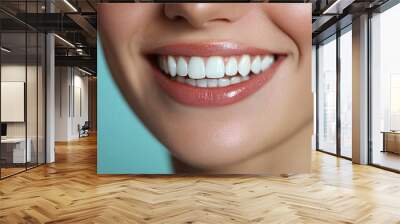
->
<box><xmin>146</xmin><ymin>41</ymin><xmax>286</xmax><ymax>57</ymax></box>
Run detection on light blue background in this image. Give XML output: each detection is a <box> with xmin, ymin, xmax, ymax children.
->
<box><xmin>97</xmin><ymin>41</ymin><xmax>173</xmax><ymax>174</ymax></box>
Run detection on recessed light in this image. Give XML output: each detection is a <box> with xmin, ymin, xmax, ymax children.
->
<box><xmin>63</xmin><ymin>0</ymin><xmax>78</xmax><ymax>12</ymax></box>
<box><xmin>54</xmin><ymin>34</ymin><xmax>75</xmax><ymax>48</ymax></box>
<box><xmin>1</xmin><ymin>47</ymin><xmax>11</xmax><ymax>53</ymax></box>
<box><xmin>77</xmin><ymin>67</ymin><xmax>93</xmax><ymax>76</ymax></box>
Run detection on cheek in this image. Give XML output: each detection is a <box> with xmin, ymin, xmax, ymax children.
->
<box><xmin>263</xmin><ymin>4</ymin><xmax>312</xmax><ymax>57</ymax></box>
<box><xmin>98</xmin><ymin>4</ymin><xmax>163</xmax><ymax>107</ymax></box>
<box><xmin>98</xmin><ymin>4</ymin><xmax>159</xmax><ymax>50</ymax></box>
<box><xmin>265</xmin><ymin>4</ymin><xmax>311</xmax><ymax>40</ymax></box>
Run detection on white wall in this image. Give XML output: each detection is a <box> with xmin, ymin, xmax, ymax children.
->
<box><xmin>55</xmin><ymin>67</ymin><xmax>89</xmax><ymax>141</ymax></box>
<box><xmin>1</xmin><ymin>82</ymin><xmax>25</xmax><ymax>122</ymax></box>
<box><xmin>70</xmin><ymin>72</ymin><xmax>89</xmax><ymax>139</ymax></box>
<box><xmin>55</xmin><ymin>66</ymin><xmax>70</xmax><ymax>141</ymax></box>
<box><xmin>1</xmin><ymin>66</ymin><xmax>26</xmax><ymax>137</ymax></box>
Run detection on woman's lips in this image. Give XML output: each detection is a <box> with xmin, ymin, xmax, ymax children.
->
<box><xmin>148</xmin><ymin>42</ymin><xmax>286</xmax><ymax>107</ymax></box>
<box><xmin>147</xmin><ymin>42</ymin><xmax>279</xmax><ymax>57</ymax></box>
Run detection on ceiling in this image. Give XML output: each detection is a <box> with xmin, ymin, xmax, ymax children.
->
<box><xmin>0</xmin><ymin>0</ymin><xmax>98</xmax><ymax>74</ymax></box>
<box><xmin>311</xmin><ymin>0</ymin><xmax>392</xmax><ymax>43</ymax></box>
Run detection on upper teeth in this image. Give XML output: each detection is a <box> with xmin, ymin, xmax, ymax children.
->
<box><xmin>158</xmin><ymin>54</ymin><xmax>275</xmax><ymax>79</ymax></box>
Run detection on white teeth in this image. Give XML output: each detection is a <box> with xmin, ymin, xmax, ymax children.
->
<box><xmin>251</xmin><ymin>56</ymin><xmax>261</xmax><ymax>74</ymax></box>
<box><xmin>205</xmin><ymin>56</ymin><xmax>225</xmax><ymax>78</ymax></box>
<box><xmin>188</xmin><ymin>57</ymin><xmax>205</xmax><ymax>79</ymax></box>
<box><xmin>158</xmin><ymin>54</ymin><xmax>276</xmax><ymax>88</ymax></box>
<box><xmin>175</xmin><ymin>77</ymin><xmax>247</xmax><ymax>88</ymax></box>
<box><xmin>261</xmin><ymin>55</ymin><xmax>274</xmax><ymax>71</ymax></box>
<box><xmin>185</xmin><ymin>78</ymin><xmax>196</xmax><ymax>86</ymax></box>
<box><xmin>167</xmin><ymin>56</ymin><xmax>177</xmax><ymax>77</ymax></box>
<box><xmin>177</xmin><ymin>57</ymin><xmax>188</xmax><ymax>76</ymax></box>
<box><xmin>238</xmin><ymin>54</ymin><xmax>251</xmax><ymax>77</ymax></box>
<box><xmin>225</xmin><ymin>57</ymin><xmax>238</xmax><ymax>76</ymax></box>
<box><xmin>196</xmin><ymin>79</ymin><xmax>208</xmax><ymax>87</ymax></box>
<box><xmin>230</xmin><ymin>76</ymin><xmax>241</xmax><ymax>85</ymax></box>
<box><xmin>218</xmin><ymin>78</ymin><xmax>230</xmax><ymax>87</ymax></box>
<box><xmin>207</xmin><ymin>79</ymin><xmax>218</xmax><ymax>87</ymax></box>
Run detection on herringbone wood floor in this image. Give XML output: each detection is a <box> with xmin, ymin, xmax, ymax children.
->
<box><xmin>1</xmin><ymin>134</ymin><xmax>400</xmax><ymax>224</ymax></box>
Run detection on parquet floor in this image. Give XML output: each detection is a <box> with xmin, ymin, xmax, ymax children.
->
<box><xmin>0</xmin><ymin>167</ymin><xmax>26</xmax><ymax>178</ymax></box>
<box><xmin>1</xmin><ymin>134</ymin><xmax>400</xmax><ymax>223</ymax></box>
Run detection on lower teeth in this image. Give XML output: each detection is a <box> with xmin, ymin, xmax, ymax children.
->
<box><xmin>172</xmin><ymin>75</ymin><xmax>251</xmax><ymax>88</ymax></box>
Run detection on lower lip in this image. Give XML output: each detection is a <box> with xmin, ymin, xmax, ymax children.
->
<box><xmin>152</xmin><ymin>57</ymin><xmax>284</xmax><ymax>107</ymax></box>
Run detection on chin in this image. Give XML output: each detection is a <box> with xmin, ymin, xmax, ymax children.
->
<box><xmin>168</xmin><ymin>131</ymin><xmax>253</xmax><ymax>170</ymax></box>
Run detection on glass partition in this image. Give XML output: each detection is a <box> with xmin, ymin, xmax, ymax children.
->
<box><xmin>1</xmin><ymin>31</ymin><xmax>28</xmax><ymax>177</ymax></box>
<box><xmin>0</xmin><ymin>2</ymin><xmax>46</xmax><ymax>179</ymax></box>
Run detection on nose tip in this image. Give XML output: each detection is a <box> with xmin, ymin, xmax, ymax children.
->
<box><xmin>164</xmin><ymin>3</ymin><xmax>248</xmax><ymax>29</ymax></box>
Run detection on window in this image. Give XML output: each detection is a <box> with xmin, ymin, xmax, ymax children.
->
<box><xmin>370</xmin><ymin>2</ymin><xmax>400</xmax><ymax>171</ymax></box>
<box><xmin>317</xmin><ymin>36</ymin><xmax>337</xmax><ymax>154</ymax></box>
<box><xmin>339</xmin><ymin>28</ymin><xmax>352</xmax><ymax>158</ymax></box>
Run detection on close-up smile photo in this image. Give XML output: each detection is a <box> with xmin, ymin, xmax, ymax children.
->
<box><xmin>98</xmin><ymin>3</ymin><xmax>313</xmax><ymax>175</ymax></box>
<box><xmin>99</xmin><ymin>3</ymin><xmax>313</xmax><ymax>175</ymax></box>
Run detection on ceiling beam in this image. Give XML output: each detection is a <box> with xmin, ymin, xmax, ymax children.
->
<box><xmin>67</xmin><ymin>13</ymin><xmax>97</xmax><ymax>44</ymax></box>
<box><xmin>55</xmin><ymin>55</ymin><xmax>96</xmax><ymax>72</ymax></box>
<box><xmin>322</xmin><ymin>0</ymin><xmax>356</xmax><ymax>14</ymax></box>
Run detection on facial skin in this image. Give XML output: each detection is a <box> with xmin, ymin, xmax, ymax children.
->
<box><xmin>99</xmin><ymin>4</ymin><xmax>313</xmax><ymax>174</ymax></box>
